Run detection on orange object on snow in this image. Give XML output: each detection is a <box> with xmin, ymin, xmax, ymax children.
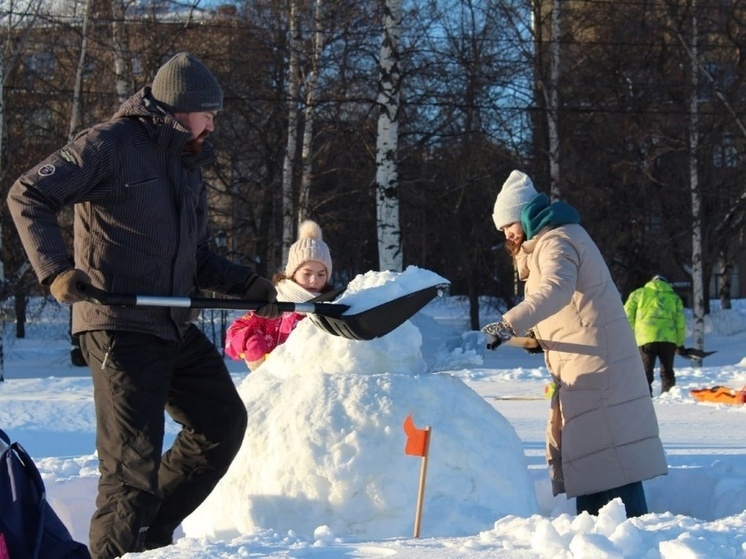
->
<box><xmin>403</xmin><ymin>414</ymin><xmax>430</xmax><ymax>457</ymax></box>
<box><xmin>690</xmin><ymin>385</ymin><xmax>746</xmax><ymax>405</ymax></box>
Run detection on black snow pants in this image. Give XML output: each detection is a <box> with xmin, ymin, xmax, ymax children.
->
<box><xmin>640</xmin><ymin>341</ymin><xmax>677</xmax><ymax>395</ymax></box>
<box><xmin>80</xmin><ymin>325</ymin><xmax>248</xmax><ymax>559</ymax></box>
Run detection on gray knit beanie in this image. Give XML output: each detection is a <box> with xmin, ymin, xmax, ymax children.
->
<box><xmin>151</xmin><ymin>52</ymin><xmax>223</xmax><ymax>113</ymax></box>
<box><xmin>492</xmin><ymin>170</ymin><xmax>540</xmax><ymax>231</ymax></box>
<box><xmin>285</xmin><ymin>220</ymin><xmax>333</xmax><ymax>279</ymax></box>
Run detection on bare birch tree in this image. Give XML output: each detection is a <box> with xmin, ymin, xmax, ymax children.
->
<box><xmin>110</xmin><ymin>0</ymin><xmax>132</xmax><ymax>105</ymax></box>
<box><xmin>667</xmin><ymin>2</ymin><xmax>746</xmax><ymax>311</ymax></box>
<box><xmin>69</xmin><ymin>0</ymin><xmax>92</xmax><ymax>141</ymax></box>
<box><xmin>545</xmin><ymin>0</ymin><xmax>561</xmax><ymax>199</ymax></box>
<box><xmin>298</xmin><ymin>0</ymin><xmax>325</xmax><ymax>223</ymax></box>
<box><xmin>282</xmin><ymin>0</ymin><xmax>302</xmax><ymax>265</ymax></box>
<box><xmin>375</xmin><ymin>0</ymin><xmax>402</xmax><ymax>272</ymax></box>
<box><xmin>688</xmin><ymin>0</ymin><xmax>705</xmax><ymax>361</ymax></box>
<box><xmin>529</xmin><ymin>0</ymin><xmax>562</xmax><ymax>197</ymax></box>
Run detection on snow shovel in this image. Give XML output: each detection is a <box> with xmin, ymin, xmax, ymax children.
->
<box><xmin>79</xmin><ymin>283</ymin><xmax>446</xmax><ymax>341</ymax></box>
<box><xmin>677</xmin><ymin>347</ymin><xmax>717</xmax><ymax>361</ymax></box>
<box><xmin>505</xmin><ymin>337</ymin><xmax>718</xmax><ymax>361</ymax></box>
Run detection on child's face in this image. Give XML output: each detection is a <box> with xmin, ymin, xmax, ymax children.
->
<box><xmin>292</xmin><ymin>261</ymin><xmax>328</xmax><ymax>293</ymax></box>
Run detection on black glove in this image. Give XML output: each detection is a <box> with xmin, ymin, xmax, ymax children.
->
<box><xmin>244</xmin><ymin>274</ymin><xmax>280</xmax><ymax>318</ymax></box>
<box><xmin>524</xmin><ymin>330</ymin><xmax>544</xmax><ymax>355</ymax></box>
<box><xmin>50</xmin><ymin>269</ymin><xmax>92</xmax><ymax>304</ymax></box>
<box><xmin>480</xmin><ymin>320</ymin><xmax>516</xmax><ymax>351</ymax></box>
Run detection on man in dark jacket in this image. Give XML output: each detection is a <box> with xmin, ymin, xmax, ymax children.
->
<box><xmin>7</xmin><ymin>52</ymin><xmax>279</xmax><ymax>558</ymax></box>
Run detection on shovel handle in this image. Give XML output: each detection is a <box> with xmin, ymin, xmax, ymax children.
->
<box><xmin>79</xmin><ymin>284</ymin><xmax>350</xmax><ymax>317</ymax></box>
<box><xmin>503</xmin><ymin>336</ymin><xmax>540</xmax><ymax>350</ymax></box>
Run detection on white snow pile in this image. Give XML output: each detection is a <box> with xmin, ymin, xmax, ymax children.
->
<box><xmin>183</xmin><ymin>267</ymin><xmax>538</xmax><ymax>540</ymax></box>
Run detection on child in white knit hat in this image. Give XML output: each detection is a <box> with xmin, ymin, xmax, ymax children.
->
<box><xmin>225</xmin><ymin>220</ymin><xmax>335</xmax><ymax>370</ymax></box>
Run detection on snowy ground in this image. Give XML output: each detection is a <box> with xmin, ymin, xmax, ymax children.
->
<box><xmin>2</xmin><ymin>269</ymin><xmax>746</xmax><ymax>558</ymax></box>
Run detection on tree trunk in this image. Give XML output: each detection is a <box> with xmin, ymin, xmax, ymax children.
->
<box><xmin>375</xmin><ymin>0</ymin><xmax>403</xmax><ymax>272</ymax></box>
<box><xmin>111</xmin><ymin>0</ymin><xmax>131</xmax><ymax>105</ymax></box>
<box><xmin>282</xmin><ymin>0</ymin><xmax>302</xmax><ymax>263</ymax></box>
<box><xmin>547</xmin><ymin>0</ymin><xmax>561</xmax><ymax>199</ymax></box>
<box><xmin>69</xmin><ymin>0</ymin><xmax>92</xmax><ymax>140</ymax></box>
<box><xmin>299</xmin><ymin>0</ymin><xmax>325</xmax><ymax>222</ymax></box>
<box><xmin>718</xmin><ymin>254</ymin><xmax>733</xmax><ymax>310</ymax></box>
<box><xmin>689</xmin><ymin>1</ymin><xmax>706</xmax><ymax>366</ymax></box>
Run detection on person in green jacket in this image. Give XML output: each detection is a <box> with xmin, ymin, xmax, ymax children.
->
<box><xmin>624</xmin><ymin>275</ymin><xmax>686</xmax><ymax>395</ymax></box>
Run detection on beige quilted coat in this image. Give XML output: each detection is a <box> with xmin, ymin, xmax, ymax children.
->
<box><xmin>503</xmin><ymin>224</ymin><xmax>668</xmax><ymax>498</ymax></box>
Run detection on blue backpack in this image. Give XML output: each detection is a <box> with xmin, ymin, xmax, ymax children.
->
<box><xmin>0</xmin><ymin>429</ymin><xmax>90</xmax><ymax>559</ymax></box>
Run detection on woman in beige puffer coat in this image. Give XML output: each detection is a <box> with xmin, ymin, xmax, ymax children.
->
<box><xmin>482</xmin><ymin>171</ymin><xmax>668</xmax><ymax>517</ymax></box>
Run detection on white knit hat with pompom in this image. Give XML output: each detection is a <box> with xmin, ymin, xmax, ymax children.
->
<box><xmin>285</xmin><ymin>220</ymin><xmax>333</xmax><ymax>278</ymax></box>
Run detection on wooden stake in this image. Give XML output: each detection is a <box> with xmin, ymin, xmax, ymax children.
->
<box><xmin>413</xmin><ymin>426</ymin><xmax>431</xmax><ymax>538</ymax></box>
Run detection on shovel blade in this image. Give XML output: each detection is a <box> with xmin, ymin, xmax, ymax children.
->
<box><xmin>308</xmin><ymin>283</ymin><xmax>447</xmax><ymax>340</ymax></box>
<box><xmin>682</xmin><ymin>348</ymin><xmax>717</xmax><ymax>361</ymax></box>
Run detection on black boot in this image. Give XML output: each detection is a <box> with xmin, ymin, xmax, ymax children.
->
<box><xmin>661</xmin><ymin>376</ymin><xmax>676</xmax><ymax>393</ymax></box>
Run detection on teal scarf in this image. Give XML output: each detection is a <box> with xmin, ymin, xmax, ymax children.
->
<box><xmin>520</xmin><ymin>193</ymin><xmax>580</xmax><ymax>240</ymax></box>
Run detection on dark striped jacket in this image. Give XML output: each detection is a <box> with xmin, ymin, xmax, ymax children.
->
<box><xmin>7</xmin><ymin>88</ymin><xmax>252</xmax><ymax>341</ymax></box>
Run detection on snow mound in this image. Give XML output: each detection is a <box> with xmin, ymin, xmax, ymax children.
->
<box><xmin>183</xmin><ymin>270</ymin><xmax>537</xmax><ymax>540</ymax></box>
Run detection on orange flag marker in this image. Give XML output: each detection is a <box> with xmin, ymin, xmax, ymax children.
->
<box><xmin>403</xmin><ymin>413</ymin><xmax>428</xmax><ymax>456</ymax></box>
<box><xmin>403</xmin><ymin>413</ymin><xmax>431</xmax><ymax>537</ymax></box>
